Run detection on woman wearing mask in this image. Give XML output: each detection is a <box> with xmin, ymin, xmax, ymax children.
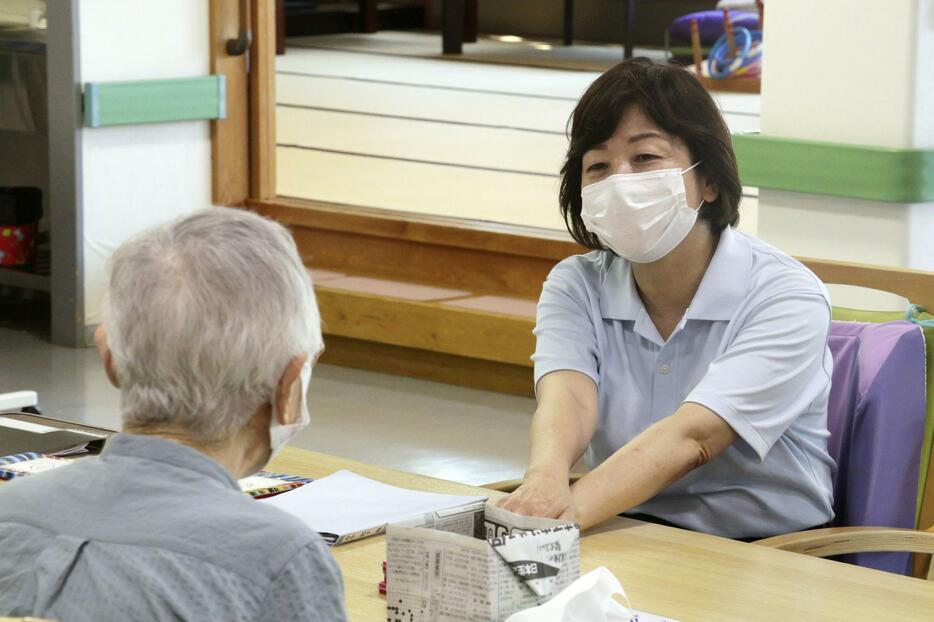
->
<box><xmin>498</xmin><ymin>59</ymin><xmax>835</xmax><ymax>539</ymax></box>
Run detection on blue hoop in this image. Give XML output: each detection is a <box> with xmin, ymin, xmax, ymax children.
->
<box><xmin>708</xmin><ymin>27</ymin><xmax>762</xmax><ymax>79</ymax></box>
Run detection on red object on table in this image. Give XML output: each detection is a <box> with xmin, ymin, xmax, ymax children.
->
<box><xmin>0</xmin><ymin>222</ymin><xmax>38</xmax><ymax>266</ymax></box>
<box><xmin>378</xmin><ymin>560</ymin><xmax>387</xmax><ymax>596</ymax></box>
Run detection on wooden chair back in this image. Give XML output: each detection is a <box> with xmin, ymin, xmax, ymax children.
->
<box><xmin>757</xmin><ymin>527</ymin><xmax>934</xmax><ymax>581</ymax></box>
<box><xmin>799</xmin><ymin>256</ymin><xmax>934</xmax><ymax>311</ymax></box>
<box><xmin>771</xmin><ymin>258</ymin><xmax>934</xmax><ymax>578</ymax></box>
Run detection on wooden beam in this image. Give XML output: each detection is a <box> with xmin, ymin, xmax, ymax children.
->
<box><xmin>250</xmin><ymin>0</ymin><xmax>277</xmax><ymax>200</ymax></box>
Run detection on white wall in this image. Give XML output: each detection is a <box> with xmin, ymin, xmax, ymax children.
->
<box><xmin>913</xmin><ymin>0</ymin><xmax>934</xmax><ymax>147</ymax></box>
<box><xmin>760</xmin><ymin>0</ymin><xmax>920</xmax><ymax>148</ymax></box>
<box><xmin>757</xmin><ymin>0</ymin><xmax>934</xmax><ymax>310</ymax></box>
<box><xmin>79</xmin><ymin>0</ymin><xmax>212</xmax><ymax>327</ymax></box>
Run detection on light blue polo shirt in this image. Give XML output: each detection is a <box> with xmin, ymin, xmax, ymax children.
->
<box><xmin>532</xmin><ymin>226</ymin><xmax>835</xmax><ymax>538</ymax></box>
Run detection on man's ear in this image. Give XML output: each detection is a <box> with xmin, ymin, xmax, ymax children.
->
<box><xmin>94</xmin><ymin>325</ymin><xmax>120</xmax><ymax>389</ymax></box>
<box><xmin>274</xmin><ymin>353</ymin><xmax>309</xmax><ymax>425</ymax></box>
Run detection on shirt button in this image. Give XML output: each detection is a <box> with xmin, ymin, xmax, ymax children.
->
<box><xmin>659</xmin><ymin>363</ymin><xmax>671</xmax><ymax>375</ymax></box>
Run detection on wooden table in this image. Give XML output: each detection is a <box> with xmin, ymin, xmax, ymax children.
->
<box><xmin>4</xmin><ymin>416</ymin><xmax>932</xmax><ymax>620</ymax></box>
<box><xmin>270</xmin><ymin>446</ymin><xmax>934</xmax><ymax>622</ymax></box>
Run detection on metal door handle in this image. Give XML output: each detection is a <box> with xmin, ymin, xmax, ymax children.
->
<box><xmin>226</xmin><ymin>0</ymin><xmax>252</xmax><ymax>55</ymax></box>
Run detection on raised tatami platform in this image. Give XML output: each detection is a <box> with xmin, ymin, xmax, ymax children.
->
<box><xmin>275</xmin><ymin>31</ymin><xmax>761</xmax><ymax>232</ymax></box>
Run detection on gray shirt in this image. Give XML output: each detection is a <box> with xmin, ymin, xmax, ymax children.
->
<box><xmin>532</xmin><ymin>227</ymin><xmax>835</xmax><ymax>538</ymax></box>
<box><xmin>0</xmin><ymin>433</ymin><xmax>347</xmax><ymax>622</ymax></box>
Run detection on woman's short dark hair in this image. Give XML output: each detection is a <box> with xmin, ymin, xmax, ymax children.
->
<box><xmin>559</xmin><ymin>58</ymin><xmax>742</xmax><ymax>250</ymax></box>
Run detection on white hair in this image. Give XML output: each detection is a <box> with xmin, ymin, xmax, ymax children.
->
<box><xmin>103</xmin><ymin>207</ymin><xmax>321</xmax><ymax>443</ymax></box>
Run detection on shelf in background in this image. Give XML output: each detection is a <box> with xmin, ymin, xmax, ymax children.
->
<box><xmin>0</xmin><ymin>247</ymin><xmax>50</xmax><ymax>293</ymax></box>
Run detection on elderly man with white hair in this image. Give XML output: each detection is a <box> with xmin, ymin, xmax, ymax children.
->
<box><xmin>0</xmin><ymin>208</ymin><xmax>347</xmax><ymax>621</ymax></box>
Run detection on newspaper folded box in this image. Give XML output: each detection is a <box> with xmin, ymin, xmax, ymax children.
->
<box><xmin>386</xmin><ymin>504</ymin><xmax>580</xmax><ymax>622</ymax></box>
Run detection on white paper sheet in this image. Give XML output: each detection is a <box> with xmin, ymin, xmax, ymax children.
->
<box><xmin>261</xmin><ymin>470</ymin><xmax>486</xmax><ymax>542</ymax></box>
<box><xmin>238</xmin><ymin>475</ymin><xmax>288</xmax><ymax>492</ymax></box>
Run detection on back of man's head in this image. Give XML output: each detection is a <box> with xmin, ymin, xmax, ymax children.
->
<box><xmin>103</xmin><ymin>207</ymin><xmax>321</xmax><ymax>443</ymax></box>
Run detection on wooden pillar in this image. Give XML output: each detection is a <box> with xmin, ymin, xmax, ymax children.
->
<box><xmin>210</xmin><ymin>0</ymin><xmax>250</xmax><ymax>205</ymax></box>
<box><xmin>250</xmin><ymin>0</ymin><xmax>277</xmax><ymax>200</ymax></box>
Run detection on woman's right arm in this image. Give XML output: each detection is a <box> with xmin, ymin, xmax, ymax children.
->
<box><xmin>496</xmin><ymin>370</ymin><xmax>598</xmax><ymax>520</ymax></box>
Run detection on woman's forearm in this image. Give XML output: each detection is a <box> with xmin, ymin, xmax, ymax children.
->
<box><xmin>570</xmin><ymin>403</ymin><xmax>736</xmax><ymax>529</ymax></box>
<box><xmin>525</xmin><ymin>371</ymin><xmax>599</xmax><ymax>480</ymax></box>
<box><xmin>526</xmin><ymin>408</ymin><xmax>591</xmax><ymax>478</ymax></box>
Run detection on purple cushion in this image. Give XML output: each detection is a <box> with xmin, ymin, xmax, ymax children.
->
<box><xmin>668</xmin><ymin>10</ymin><xmax>760</xmax><ymax>45</ymax></box>
<box><xmin>826</xmin><ymin>320</ymin><xmax>927</xmax><ymax>576</ymax></box>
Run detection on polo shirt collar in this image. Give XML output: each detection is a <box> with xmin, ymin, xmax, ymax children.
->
<box><xmin>684</xmin><ymin>226</ymin><xmax>751</xmax><ymax>321</ymax></box>
<box><xmin>102</xmin><ymin>432</ymin><xmax>240</xmax><ymax>491</ymax></box>
<box><xmin>599</xmin><ymin>226</ymin><xmax>751</xmax><ymax>323</ymax></box>
<box><xmin>599</xmin><ymin>255</ymin><xmax>644</xmax><ymax>321</ymax></box>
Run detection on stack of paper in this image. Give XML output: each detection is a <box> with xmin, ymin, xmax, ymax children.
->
<box><xmin>261</xmin><ymin>470</ymin><xmax>487</xmax><ymax>545</ymax></box>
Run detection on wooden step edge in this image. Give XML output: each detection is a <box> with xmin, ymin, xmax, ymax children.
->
<box><xmin>315</xmin><ymin>285</ymin><xmax>535</xmax><ymax>367</ymax></box>
<box><xmin>320</xmin><ymin>335</ymin><xmax>535</xmax><ymax>398</ymax></box>
<box><xmin>248</xmin><ymin>198</ymin><xmax>581</xmax><ymax>261</ymax></box>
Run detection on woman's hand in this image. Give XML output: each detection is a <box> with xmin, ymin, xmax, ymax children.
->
<box><xmin>500</xmin><ymin>370</ymin><xmax>597</xmax><ymax>523</ymax></box>
<box><xmin>495</xmin><ymin>468</ymin><xmax>576</xmax><ymax>522</ymax></box>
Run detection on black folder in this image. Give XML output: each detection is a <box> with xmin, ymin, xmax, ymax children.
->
<box><xmin>0</xmin><ymin>427</ymin><xmax>107</xmax><ymax>457</ymax></box>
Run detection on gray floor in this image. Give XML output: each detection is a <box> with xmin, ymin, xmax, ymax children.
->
<box><xmin>0</xmin><ymin>298</ymin><xmax>534</xmax><ymax>486</ymax></box>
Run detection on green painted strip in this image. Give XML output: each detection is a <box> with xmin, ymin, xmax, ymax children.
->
<box><xmin>83</xmin><ymin>76</ymin><xmax>226</xmax><ymax>128</ymax></box>
<box><xmin>733</xmin><ymin>133</ymin><xmax>934</xmax><ymax>203</ymax></box>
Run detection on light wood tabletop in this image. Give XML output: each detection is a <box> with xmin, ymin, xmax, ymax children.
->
<box><xmin>269</xmin><ymin>446</ymin><xmax>934</xmax><ymax>622</ymax></box>
<box><xmin>4</xmin><ymin>419</ymin><xmax>932</xmax><ymax>621</ymax></box>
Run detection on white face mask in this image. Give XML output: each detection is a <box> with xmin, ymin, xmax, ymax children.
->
<box><xmin>580</xmin><ymin>162</ymin><xmax>703</xmax><ymax>263</ymax></box>
<box><xmin>268</xmin><ymin>360</ymin><xmax>312</xmax><ymax>459</ymax></box>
